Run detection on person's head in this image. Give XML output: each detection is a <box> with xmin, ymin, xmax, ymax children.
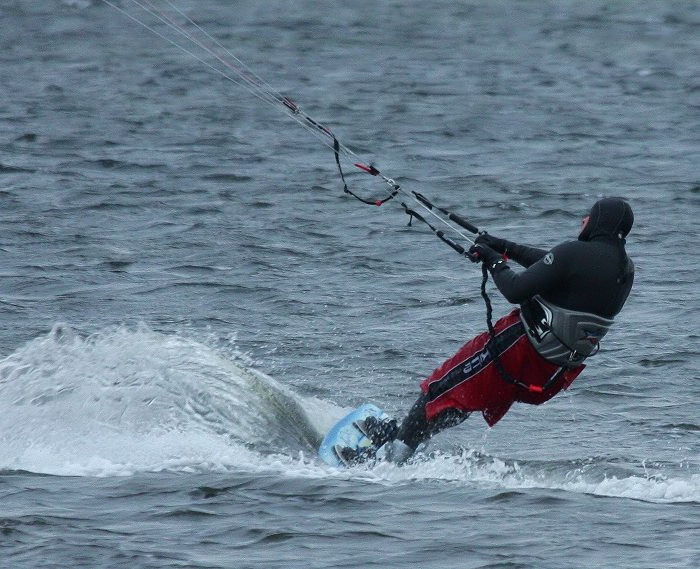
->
<box><xmin>578</xmin><ymin>197</ymin><xmax>634</xmax><ymax>242</ymax></box>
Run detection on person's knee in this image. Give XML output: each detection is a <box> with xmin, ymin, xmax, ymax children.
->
<box><xmin>434</xmin><ymin>408</ymin><xmax>471</xmax><ymax>430</ymax></box>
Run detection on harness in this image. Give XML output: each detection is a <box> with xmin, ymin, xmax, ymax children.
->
<box><xmin>479</xmin><ymin>265</ymin><xmax>568</xmax><ymax>393</ymax></box>
<box><xmin>520</xmin><ymin>295</ymin><xmax>613</xmax><ymax>367</ymax></box>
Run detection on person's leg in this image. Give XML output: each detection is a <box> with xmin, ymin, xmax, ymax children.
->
<box><xmin>369</xmin><ymin>312</ymin><xmax>530</xmax><ymax>465</ymax></box>
<box><xmin>374</xmin><ymin>395</ymin><xmax>470</xmax><ymax>464</ymax></box>
<box><xmin>336</xmin><ymin>393</ymin><xmax>470</xmax><ymax>466</ymax></box>
<box><xmin>395</xmin><ymin>393</ymin><xmax>471</xmax><ymax>451</ymax></box>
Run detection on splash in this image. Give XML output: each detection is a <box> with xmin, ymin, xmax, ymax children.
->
<box><xmin>343</xmin><ymin>449</ymin><xmax>700</xmax><ymax>504</ymax></box>
<box><xmin>0</xmin><ymin>324</ymin><xmax>342</xmax><ymax>477</ymax></box>
<box><xmin>1</xmin><ymin>325</ymin><xmax>696</xmax><ymax>504</ymax></box>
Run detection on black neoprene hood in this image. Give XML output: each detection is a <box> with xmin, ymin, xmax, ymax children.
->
<box><xmin>579</xmin><ymin>197</ymin><xmax>634</xmax><ymax>242</ymax></box>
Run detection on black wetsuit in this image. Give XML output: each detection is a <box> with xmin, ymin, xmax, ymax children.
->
<box><xmin>490</xmin><ymin>236</ymin><xmax>634</xmax><ymax>318</ymax></box>
<box><xmin>395</xmin><ymin>236</ymin><xmax>634</xmax><ymax>450</ymax></box>
<box><xmin>393</xmin><ymin>198</ymin><xmax>635</xmax><ymax>454</ymax></box>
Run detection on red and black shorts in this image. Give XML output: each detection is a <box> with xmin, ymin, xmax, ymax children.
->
<box><xmin>420</xmin><ymin>309</ymin><xmax>584</xmax><ymax>426</ymax></box>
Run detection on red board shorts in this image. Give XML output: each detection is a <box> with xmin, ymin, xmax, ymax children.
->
<box><xmin>421</xmin><ymin>309</ymin><xmax>584</xmax><ymax>427</ymax></box>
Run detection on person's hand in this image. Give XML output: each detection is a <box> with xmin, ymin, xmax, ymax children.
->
<box><xmin>468</xmin><ymin>243</ymin><xmax>500</xmax><ymax>265</ymax></box>
<box><xmin>474</xmin><ymin>233</ymin><xmax>507</xmax><ymax>253</ymax></box>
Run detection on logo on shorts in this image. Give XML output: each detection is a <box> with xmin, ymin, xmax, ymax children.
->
<box><xmin>544</xmin><ymin>252</ymin><xmax>554</xmax><ymax>265</ymax></box>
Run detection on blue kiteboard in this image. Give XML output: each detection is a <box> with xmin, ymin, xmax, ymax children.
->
<box><xmin>318</xmin><ymin>403</ymin><xmax>390</xmax><ymax>467</ymax></box>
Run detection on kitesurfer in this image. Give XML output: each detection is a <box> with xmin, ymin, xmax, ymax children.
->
<box><xmin>339</xmin><ymin>197</ymin><xmax>635</xmax><ymax>465</ymax></box>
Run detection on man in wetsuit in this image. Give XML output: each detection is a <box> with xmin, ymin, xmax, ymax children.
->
<box><xmin>339</xmin><ymin>197</ymin><xmax>635</xmax><ymax>466</ymax></box>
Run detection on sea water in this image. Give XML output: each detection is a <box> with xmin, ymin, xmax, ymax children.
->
<box><xmin>1</xmin><ymin>1</ymin><xmax>698</xmax><ymax>568</ymax></box>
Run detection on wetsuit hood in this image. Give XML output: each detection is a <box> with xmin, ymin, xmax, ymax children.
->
<box><xmin>579</xmin><ymin>197</ymin><xmax>634</xmax><ymax>242</ymax></box>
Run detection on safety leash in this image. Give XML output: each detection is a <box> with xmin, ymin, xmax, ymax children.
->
<box><xmin>479</xmin><ymin>264</ymin><xmax>567</xmax><ymax>393</ymax></box>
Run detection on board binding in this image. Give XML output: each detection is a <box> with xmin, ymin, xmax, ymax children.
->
<box><xmin>318</xmin><ymin>403</ymin><xmax>390</xmax><ymax>467</ymax></box>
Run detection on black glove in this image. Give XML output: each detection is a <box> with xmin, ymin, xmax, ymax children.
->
<box><xmin>474</xmin><ymin>233</ymin><xmax>508</xmax><ymax>254</ymax></box>
<box><xmin>468</xmin><ymin>243</ymin><xmax>501</xmax><ymax>265</ymax></box>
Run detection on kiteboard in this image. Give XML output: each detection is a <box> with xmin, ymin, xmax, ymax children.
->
<box><xmin>318</xmin><ymin>403</ymin><xmax>390</xmax><ymax>467</ymax></box>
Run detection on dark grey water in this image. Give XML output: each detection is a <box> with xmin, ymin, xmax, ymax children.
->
<box><xmin>1</xmin><ymin>1</ymin><xmax>698</xmax><ymax>568</ymax></box>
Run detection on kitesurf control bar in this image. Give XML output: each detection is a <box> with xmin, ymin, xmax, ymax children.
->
<box><xmin>402</xmin><ymin>203</ymin><xmax>472</xmax><ymax>257</ymax></box>
<box><xmin>401</xmin><ymin>191</ymin><xmax>483</xmax><ymax>260</ymax></box>
<box><xmin>411</xmin><ymin>192</ymin><xmax>480</xmax><ymax>234</ymax></box>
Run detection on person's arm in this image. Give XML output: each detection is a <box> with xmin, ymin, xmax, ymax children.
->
<box><xmin>474</xmin><ymin>234</ymin><xmax>547</xmax><ymax>268</ymax></box>
<box><xmin>502</xmin><ymin>240</ymin><xmax>548</xmax><ymax>268</ymax></box>
<box><xmin>484</xmin><ymin>243</ymin><xmax>571</xmax><ymax>304</ymax></box>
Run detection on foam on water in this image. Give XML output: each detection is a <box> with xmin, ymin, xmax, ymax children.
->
<box><xmin>0</xmin><ymin>324</ymin><xmax>342</xmax><ymax>477</ymax></box>
<box><xmin>330</xmin><ymin>450</ymin><xmax>700</xmax><ymax>505</ymax></box>
<box><xmin>0</xmin><ymin>325</ymin><xmax>696</xmax><ymax>504</ymax></box>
